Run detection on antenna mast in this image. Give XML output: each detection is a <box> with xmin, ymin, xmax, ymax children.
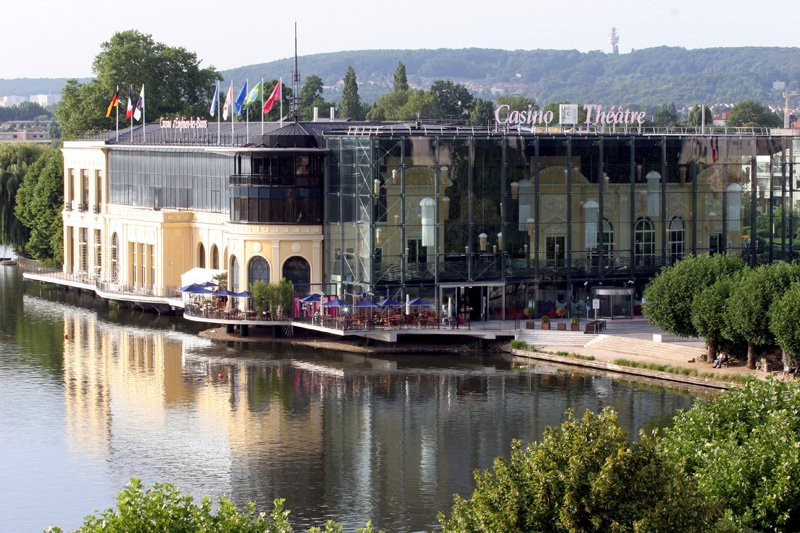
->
<box><xmin>292</xmin><ymin>22</ymin><xmax>301</xmax><ymax>121</ymax></box>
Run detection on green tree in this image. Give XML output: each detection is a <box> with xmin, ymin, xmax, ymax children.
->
<box><xmin>429</xmin><ymin>80</ymin><xmax>474</xmax><ymax>119</ymax></box>
<box><xmin>685</xmin><ymin>105</ymin><xmax>713</xmax><ymax>127</ymax></box>
<box><xmin>299</xmin><ymin>75</ymin><xmax>330</xmax><ymax>121</ymax></box>
<box><xmin>393</xmin><ymin>62</ymin><xmax>409</xmax><ymax>92</ymax></box>
<box><xmin>652</xmin><ymin>103</ymin><xmax>678</xmax><ymax>127</ymax></box>
<box><xmin>768</xmin><ymin>281</ymin><xmax>800</xmax><ymax>367</ymax></box>
<box><xmin>691</xmin><ymin>275</ymin><xmax>739</xmax><ymax>362</ymax></box>
<box><xmin>662</xmin><ymin>380</ymin><xmax>800</xmax><ymax>531</ymax></box>
<box><xmin>250</xmin><ymin>280</ymin><xmax>269</xmax><ymax>314</ymax></box>
<box><xmin>340</xmin><ymin>67</ymin><xmax>364</xmax><ymax>120</ymax></box>
<box><xmin>496</xmin><ymin>94</ymin><xmax>536</xmax><ymax>112</ymax></box>
<box><xmin>643</xmin><ymin>254</ymin><xmax>745</xmax><ymax>338</ymax></box>
<box><xmin>469</xmin><ymin>97</ymin><xmax>494</xmax><ymax>126</ymax></box>
<box><xmin>14</xmin><ymin>147</ymin><xmax>63</xmax><ymax>263</ymax></box>
<box><xmin>0</xmin><ymin>143</ymin><xmax>45</xmax><ymax>248</ymax></box>
<box><xmin>727</xmin><ymin>262</ymin><xmax>800</xmax><ymax>368</ymax></box>
<box><xmin>53</xmin><ymin>478</ymin><xmax>292</xmax><ymax>532</ymax></box>
<box><xmin>56</xmin><ymin>30</ymin><xmax>221</xmax><ymax>138</ymax></box>
<box><xmin>439</xmin><ymin>408</ymin><xmax>714</xmax><ymax>532</ymax></box>
<box><xmin>727</xmin><ymin>99</ymin><xmax>782</xmax><ymax>127</ymax></box>
<box><xmin>367</xmin><ymin>88</ymin><xmax>436</xmax><ymax>121</ymax></box>
<box><xmin>267</xmin><ymin>278</ymin><xmax>294</xmax><ymax>319</ymax></box>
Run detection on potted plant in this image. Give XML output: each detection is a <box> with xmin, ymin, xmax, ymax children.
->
<box><xmin>541</xmin><ymin>315</ymin><xmax>551</xmax><ymax>330</ymax></box>
<box><xmin>523</xmin><ymin>306</ymin><xmax>535</xmax><ymax>329</ymax></box>
<box><xmin>570</xmin><ymin>316</ymin><xmax>580</xmax><ymax>331</ymax></box>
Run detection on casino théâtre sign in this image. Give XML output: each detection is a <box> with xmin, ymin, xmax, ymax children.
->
<box><xmin>494</xmin><ymin>103</ymin><xmax>646</xmax><ymax>127</ymax></box>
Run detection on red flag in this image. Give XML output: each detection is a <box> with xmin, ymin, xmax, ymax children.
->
<box><xmin>125</xmin><ymin>88</ymin><xmax>135</xmax><ymax>119</ymax></box>
<box><xmin>262</xmin><ymin>81</ymin><xmax>281</xmax><ymax>115</ymax></box>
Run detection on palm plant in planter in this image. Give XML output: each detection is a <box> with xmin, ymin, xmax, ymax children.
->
<box><xmin>570</xmin><ymin>315</ymin><xmax>580</xmax><ymax>331</ymax></box>
<box><xmin>556</xmin><ymin>307</ymin><xmax>567</xmax><ymax>330</ymax></box>
<box><xmin>523</xmin><ymin>306</ymin><xmax>535</xmax><ymax>329</ymax></box>
<box><xmin>541</xmin><ymin>315</ymin><xmax>551</xmax><ymax>330</ymax></box>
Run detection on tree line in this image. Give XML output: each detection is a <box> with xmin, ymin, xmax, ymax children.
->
<box><xmin>643</xmin><ymin>253</ymin><xmax>800</xmax><ymax>370</ymax></box>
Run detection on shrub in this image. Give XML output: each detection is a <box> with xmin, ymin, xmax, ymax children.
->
<box><xmin>510</xmin><ymin>339</ymin><xmax>528</xmax><ymax>350</ymax></box>
<box><xmin>662</xmin><ymin>380</ymin><xmax>800</xmax><ymax>531</ymax></box>
<box><xmin>540</xmin><ymin>315</ymin><xmax>551</xmax><ymax>324</ymax></box>
<box><xmin>438</xmin><ymin>409</ymin><xmax>714</xmax><ymax>532</ymax></box>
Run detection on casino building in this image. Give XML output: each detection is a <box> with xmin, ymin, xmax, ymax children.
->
<box><xmin>59</xmin><ymin>120</ymin><xmax>800</xmax><ymax>321</ymax></box>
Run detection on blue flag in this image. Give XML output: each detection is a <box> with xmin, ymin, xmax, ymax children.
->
<box><xmin>209</xmin><ymin>82</ymin><xmax>219</xmax><ymax>117</ymax></box>
<box><xmin>234</xmin><ymin>81</ymin><xmax>247</xmax><ymax>116</ymax></box>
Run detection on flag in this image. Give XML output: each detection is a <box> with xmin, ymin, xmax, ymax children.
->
<box><xmin>262</xmin><ymin>81</ymin><xmax>281</xmax><ymax>115</ymax></box>
<box><xmin>133</xmin><ymin>85</ymin><xmax>145</xmax><ymax>122</ymax></box>
<box><xmin>105</xmin><ymin>89</ymin><xmax>119</xmax><ymax>118</ymax></box>
<box><xmin>244</xmin><ymin>80</ymin><xmax>262</xmax><ymax>106</ymax></box>
<box><xmin>222</xmin><ymin>82</ymin><xmax>233</xmax><ymax>120</ymax></box>
<box><xmin>125</xmin><ymin>88</ymin><xmax>135</xmax><ymax>119</ymax></box>
<box><xmin>209</xmin><ymin>82</ymin><xmax>219</xmax><ymax>117</ymax></box>
<box><xmin>234</xmin><ymin>81</ymin><xmax>248</xmax><ymax>116</ymax></box>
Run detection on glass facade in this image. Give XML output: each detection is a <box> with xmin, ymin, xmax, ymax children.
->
<box><xmin>324</xmin><ymin>133</ymin><xmax>795</xmax><ymax>317</ymax></box>
<box><xmin>109</xmin><ymin>149</ymin><xmax>231</xmax><ymax>212</ymax></box>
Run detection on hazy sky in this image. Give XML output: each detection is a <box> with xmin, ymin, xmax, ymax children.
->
<box><xmin>4</xmin><ymin>0</ymin><xmax>800</xmax><ymax>78</ymax></box>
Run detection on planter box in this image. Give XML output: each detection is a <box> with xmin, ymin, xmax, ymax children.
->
<box><xmin>570</xmin><ymin>323</ymin><xmax>580</xmax><ymax>331</ymax></box>
<box><xmin>525</xmin><ymin>320</ymin><xmax>535</xmax><ymax>329</ymax></box>
<box><xmin>557</xmin><ymin>323</ymin><xmax>567</xmax><ymax>331</ymax></box>
<box><xmin>541</xmin><ymin>322</ymin><xmax>551</xmax><ymax>330</ymax></box>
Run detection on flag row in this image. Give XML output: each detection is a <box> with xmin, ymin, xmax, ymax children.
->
<box><xmin>105</xmin><ymin>80</ymin><xmax>281</xmax><ymax>121</ymax></box>
<box><xmin>210</xmin><ymin>79</ymin><xmax>282</xmax><ymax>120</ymax></box>
<box><xmin>106</xmin><ymin>85</ymin><xmax>145</xmax><ymax>121</ymax></box>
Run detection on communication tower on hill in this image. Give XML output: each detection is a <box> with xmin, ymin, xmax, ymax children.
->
<box><xmin>609</xmin><ymin>27</ymin><xmax>619</xmax><ymax>55</ymax></box>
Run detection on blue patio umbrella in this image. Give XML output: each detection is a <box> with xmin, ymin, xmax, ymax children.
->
<box><xmin>377</xmin><ymin>297</ymin><xmax>402</xmax><ymax>307</ymax></box>
<box><xmin>323</xmin><ymin>298</ymin><xmax>343</xmax><ymax>307</ymax></box>
<box><xmin>299</xmin><ymin>294</ymin><xmax>321</xmax><ymax>303</ymax></box>
<box><xmin>214</xmin><ymin>289</ymin><xmax>235</xmax><ymax>297</ymax></box>
<box><xmin>408</xmin><ymin>297</ymin><xmax>433</xmax><ymax>307</ymax></box>
<box><xmin>355</xmin><ymin>300</ymin><xmax>377</xmax><ymax>307</ymax></box>
<box><xmin>201</xmin><ymin>281</ymin><xmax>218</xmax><ymax>287</ymax></box>
<box><xmin>178</xmin><ymin>282</ymin><xmax>201</xmax><ymax>292</ymax></box>
<box><xmin>185</xmin><ymin>286</ymin><xmax>213</xmax><ymax>294</ymax></box>
<box><xmin>234</xmin><ymin>290</ymin><xmax>252</xmax><ymax>298</ymax></box>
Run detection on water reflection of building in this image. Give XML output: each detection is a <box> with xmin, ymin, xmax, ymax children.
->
<box><xmin>54</xmin><ymin>300</ymin><xmax>694</xmax><ymax>529</ymax></box>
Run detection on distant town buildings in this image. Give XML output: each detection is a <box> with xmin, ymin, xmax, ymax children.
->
<box><xmin>0</xmin><ymin>93</ymin><xmax>61</xmax><ymax>107</ymax></box>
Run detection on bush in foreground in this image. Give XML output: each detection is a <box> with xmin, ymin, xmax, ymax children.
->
<box><xmin>48</xmin><ymin>478</ymin><xmax>381</xmax><ymax>533</ymax></box>
<box><xmin>661</xmin><ymin>379</ymin><xmax>800</xmax><ymax>531</ymax></box>
<box><xmin>438</xmin><ymin>408</ymin><xmax>715</xmax><ymax>532</ymax></box>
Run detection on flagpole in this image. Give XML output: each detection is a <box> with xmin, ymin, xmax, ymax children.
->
<box><xmin>230</xmin><ymin>82</ymin><xmax>234</xmax><ymax>145</ymax></box>
<box><xmin>130</xmin><ymin>87</ymin><xmax>133</xmax><ymax>145</ymax></box>
<box><xmin>216</xmin><ymin>81</ymin><xmax>221</xmax><ymax>145</ymax></box>
<box><xmin>279</xmin><ymin>77</ymin><xmax>283</xmax><ymax>127</ymax></box>
<box><xmin>142</xmin><ymin>85</ymin><xmax>146</xmax><ymax>144</ymax></box>
<box><xmin>115</xmin><ymin>85</ymin><xmax>119</xmax><ymax>143</ymax></box>
<box><xmin>261</xmin><ymin>77</ymin><xmax>264</xmax><ymax>135</ymax></box>
<box><xmin>245</xmin><ymin>78</ymin><xmax>249</xmax><ymax>144</ymax></box>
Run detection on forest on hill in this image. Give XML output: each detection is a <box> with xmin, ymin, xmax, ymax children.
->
<box><xmin>221</xmin><ymin>46</ymin><xmax>800</xmax><ymax>108</ymax></box>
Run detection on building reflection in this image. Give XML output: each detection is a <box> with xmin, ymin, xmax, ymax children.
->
<box><xmin>57</xmin><ymin>305</ymin><xmax>694</xmax><ymax>530</ymax></box>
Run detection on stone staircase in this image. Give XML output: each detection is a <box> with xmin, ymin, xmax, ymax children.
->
<box><xmin>516</xmin><ymin>328</ymin><xmax>595</xmax><ymax>347</ymax></box>
<box><xmin>584</xmin><ymin>335</ymin><xmax>706</xmax><ymax>363</ymax></box>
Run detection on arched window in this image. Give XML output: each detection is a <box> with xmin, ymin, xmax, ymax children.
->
<box><xmin>599</xmin><ymin>218</ymin><xmax>614</xmax><ymax>256</ymax></box>
<box><xmin>248</xmin><ymin>256</ymin><xmax>270</xmax><ymax>286</ymax></box>
<box><xmin>111</xmin><ymin>233</ymin><xmax>119</xmax><ymax>282</ymax></box>
<box><xmin>282</xmin><ymin>256</ymin><xmax>310</xmax><ymax>295</ymax></box>
<box><xmin>634</xmin><ymin>217</ymin><xmax>655</xmax><ymax>266</ymax></box>
<box><xmin>230</xmin><ymin>256</ymin><xmax>239</xmax><ymax>292</ymax></box>
<box><xmin>198</xmin><ymin>243</ymin><xmax>206</xmax><ymax>268</ymax></box>
<box><xmin>210</xmin><ymin>245</ymin><xmax>219</xmax><ymax>270</ymax></box>
<box><xmin>669</xmin><ymin>217</ymin><xmax>685</xmax><ymax>263</ymax></box>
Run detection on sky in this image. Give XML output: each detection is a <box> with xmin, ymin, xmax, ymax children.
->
<box><xmin>4</xmin><ymin>0</ymin><xmax>800</xmax><ymax>78</ymax></box>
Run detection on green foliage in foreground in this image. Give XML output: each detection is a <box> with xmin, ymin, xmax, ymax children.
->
<box><xmin>662</xmin><ymin>380</ymin><xmax>800</xmax><ymax>531</ymax></box>
<box><xmin>14</xmin><ymin>146</ymin><xmax>63</xmax><ymax>263</ymax></box>
<box><xmin>438</xmin><ymin>408</ymin><xmax>714</xmax><ymax>532</ymax></box>
<box><xmin>48</xmin><ymin>478</ymin><xmax>383</xmax><ymax>533</ymax></box>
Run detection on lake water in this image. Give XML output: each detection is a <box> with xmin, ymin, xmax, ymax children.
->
<box><xmin>0</xmin><ymin>266</ymin><xmax>698</xmax><ymax>532</ymax></box>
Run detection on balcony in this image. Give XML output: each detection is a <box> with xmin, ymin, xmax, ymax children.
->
<box><xmin>64</xmin><ymin>201</ymin><xmax>72</xmax><ymax>211</ymax></box>
<box><xmin>77</xmin><ymin>203</ymin><xmax>88</xmax><ymax>212</ymax></box>
<box><xmin>93</xmin><ymin>204</ymin><xmax>101</xmax><ymax>214</ymax></box>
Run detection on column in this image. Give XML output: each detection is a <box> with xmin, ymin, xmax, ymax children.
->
<box><xmin>272</xmin><ymin>240</ymin><xmax>281</xmax><ymax>284</ymax></box>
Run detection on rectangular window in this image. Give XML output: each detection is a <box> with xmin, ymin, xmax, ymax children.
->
<box><xmin>79</xmin><ymin>228</ymin><xmax>88</xmax><ymax>273</ymax></box>
<box><xmin>546</xmin><ymin>235</ymin><xmax>566</xmax><ymax>267</ymax></box>
<box><xmin>94</xmin><ymin>229</ymin><xmax>102</xmax><ymax>277</ymax></box>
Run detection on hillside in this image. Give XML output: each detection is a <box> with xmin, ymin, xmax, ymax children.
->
<box><xmin>4</xmin><ymin>46</ymin><xmax>799</xmax><ymax>110</ymax></box>
<box><xmin>0</xmin><ymin>77</ymin><xmax>91</xmax><ymax>96</ymax></box>
<box><xmin>221</xmin><ymin>46</ymin><xmax>800</xmax><ymax>108</ymax></box>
